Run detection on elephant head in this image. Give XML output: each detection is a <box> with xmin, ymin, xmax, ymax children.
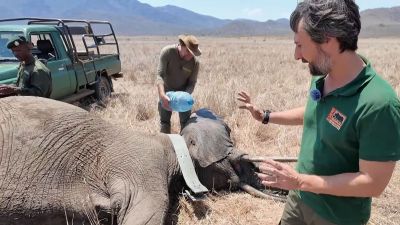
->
<box><xmin>180</xmin><ymin>108</ymin><xmax>262</xmax><ymax>191</ymax></box>
<box><xmin>180</xmin><ymin>108</ymin><xmax>295</xmax><ymax>201</ymax></box>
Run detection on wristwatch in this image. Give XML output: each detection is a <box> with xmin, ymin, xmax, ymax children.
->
<box><xmin>262</xmin><ymin>110</ymin><xmax>271</xmax><ymax>124</ymax></box>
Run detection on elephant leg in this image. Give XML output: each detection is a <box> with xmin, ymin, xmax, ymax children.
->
<box><xmin>90</xmin><ymin>192</ymin><xmax>117</xmax><ymax>225</ymax></box>
<box><xmin>107</xmin><ymin>178</ymin><xmax>169</xmax><ymax>225</ymax></box>
<box><xmin>121</xmin><ymin>191</ymin><xmax>169</xmax><ymax>225</ymax></box>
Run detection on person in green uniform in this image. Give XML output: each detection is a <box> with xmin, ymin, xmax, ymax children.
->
<box><xmin>238</xmin><ymin>1</ymin><xmax>400</xmax><ymax>224</ymax></box>
<box><xmin>0</xmin><ymin>36</ymin><xmax>52</xmax><ymax>98</ymax></box>
<box><xmin>156</xmin><ymin>34</ymin><xmax>201</xmax><ymax>133</ymax></box>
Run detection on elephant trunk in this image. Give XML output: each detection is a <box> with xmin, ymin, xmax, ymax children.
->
<box><xmin>241</xmin><ymin>155</ymin><xmax>298</xmax><ymax>163</ymax></box>
<box><xmin>228</xmin><ymin>151</ymin><xmax>263</xmax><ymax>190</ymax></box>
<box><xmin>239</xmin><ymin>182</ymin><xmax>286</xmax><ymax>202</ymax></box>
<box><xmin>229</xmin><ymin>152</ymin><xmax>297</xmax><ymax>201</ymax></box>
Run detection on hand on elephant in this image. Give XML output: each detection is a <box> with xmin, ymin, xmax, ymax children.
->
<box><xmin>0</xmin><ymin>84</ymin><xmax>19</xmax><ymax>97</ymax></box>
<box><xmin>0</xmin><ymin>84</ymin><xmax>20</xmax><ymax>97</ymax></box>
<box><xmin>237</xmin><ymin>91</ymin><xmax>264</xmax><ymax>122</ymax></box>
<box><xmin>257</xmin><ymin>159</ymin><xmax>302</xmax><ymax>190</ymax></box>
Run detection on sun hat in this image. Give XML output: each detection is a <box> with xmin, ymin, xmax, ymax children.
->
<box><xmin>178</xmin><ymin>34</ymin><xmax>201</xmax><ymax>56</ymax></box>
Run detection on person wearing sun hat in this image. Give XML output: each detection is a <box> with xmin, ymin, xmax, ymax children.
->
<box><xmin>155</xmin><ymin>34</ymin><xmax>201</xmax><ymax>133</ymax></box>
<box><xmin>0</xmin><ymin>36</ymin><xmax>52</xmax><ymax>98</ymax></box>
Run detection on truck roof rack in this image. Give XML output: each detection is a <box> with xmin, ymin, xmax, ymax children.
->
<box><xmin>0</xmin><ymin>18</ymin><xmax>120</xmax><ymax>62</ymax></box>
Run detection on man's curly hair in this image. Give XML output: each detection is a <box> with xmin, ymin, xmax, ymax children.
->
<box><xmin>290</xmin><ymin>0</ymin><xmax>361</xmax><ymax>53</ymax></box>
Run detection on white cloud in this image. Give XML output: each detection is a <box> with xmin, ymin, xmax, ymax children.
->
<box><xmin>242</xmin><ymin>8</ymin><xmax>265</xmax><ymax>19</ymax></box>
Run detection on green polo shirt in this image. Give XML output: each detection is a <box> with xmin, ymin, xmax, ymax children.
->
<box><xmin>296</xmin><ymin>56</ymin><xmax>400</xmax><ymax>225</ymax></box>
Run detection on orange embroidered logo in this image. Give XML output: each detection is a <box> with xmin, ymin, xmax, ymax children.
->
<box><xmin>326</xmin><ymin>107</ymin><xmax>347</xmax><ymax>130</ymax></box>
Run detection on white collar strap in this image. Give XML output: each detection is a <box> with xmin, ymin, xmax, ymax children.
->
<box><xmin>167</xmin><ymin>134</ymin><xmax>208</xmax><ymax>194</ymax></box>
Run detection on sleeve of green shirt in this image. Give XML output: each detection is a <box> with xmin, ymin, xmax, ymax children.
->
<box><xmin>185</xmin><ymin>60</ymin><xmax>199</xmax><ymax>94</ymax></box>
<box><xmin>19</xmin><ymin>69</ymin><xmax>52</xmax><ymax>97</ymax></box>
<box><xmin>358</xmin><ymin>99</ymin><xmax>400</xmax><ymax>161</ymax></box>
<box><xmin>156</xmin><ymin>47</ymin><xmax>168</xmax><ymax>86</ymax></box>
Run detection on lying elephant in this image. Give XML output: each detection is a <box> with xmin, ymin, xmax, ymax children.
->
<box><xmin>0</xmin><ymin>96</ymin><xmax>285</xmax><ymax>225</ymax></box>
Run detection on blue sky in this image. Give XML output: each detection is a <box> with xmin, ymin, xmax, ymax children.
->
<box><xmin>138</xmin><ymin>0</ymin><xmax>400</xmax><ymax>21</ymax></box>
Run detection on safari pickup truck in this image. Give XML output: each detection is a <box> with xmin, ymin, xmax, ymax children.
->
<box><xmin>0</xmin><ymin>18</ymin><xmax>122</xmax><ymax>103</ymax></box>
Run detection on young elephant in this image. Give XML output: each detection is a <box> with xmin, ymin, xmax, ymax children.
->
<box><xmin>0</xmin><ymin>97</ymin><xmax>264</xmax><ymax>225</ymax></box>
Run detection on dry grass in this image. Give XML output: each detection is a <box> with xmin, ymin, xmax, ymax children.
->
<box><xmin>94</xmin><ymin>36</ymin><xmax>400</xmax><ymax>225</ymax></box>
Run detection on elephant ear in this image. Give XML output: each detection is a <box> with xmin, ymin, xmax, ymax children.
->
<box><xmin>183</xmin><ymin>108</ymin><xmax>234</xmax><ymax>167</ymax></box>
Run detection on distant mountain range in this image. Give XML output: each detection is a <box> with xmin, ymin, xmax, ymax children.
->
<box><xmin>359</xmin><ymin>7</ymin><xmax>400</xmax><ymax>37</ymax></box>
<box><xmin>1</xmin><ymin>0</ymin><xmax>400</xmax><ymax>37</ymax></box>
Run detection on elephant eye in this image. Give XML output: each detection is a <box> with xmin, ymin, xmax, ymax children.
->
<box><xmin>190</xmin><ymin>139</ymin><xmax>196</xmax><ymax>146</ymax></box>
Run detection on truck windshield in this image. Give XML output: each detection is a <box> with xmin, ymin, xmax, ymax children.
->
<box><xmin>0</xmin><ymin>31</ymin><xmax>23</xmax><ymax>61</ymax></box>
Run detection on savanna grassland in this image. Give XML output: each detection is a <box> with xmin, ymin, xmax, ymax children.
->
<box><xmin>95</xmin><ymin>36</ymin><xmax>400</xmax><ymax>225</ymax></box>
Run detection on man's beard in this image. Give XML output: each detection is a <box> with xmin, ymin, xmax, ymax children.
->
<box><xmin>308</xmin><ymin>48</ymin><xmax>331</xmax><ymax>76</ymax></box>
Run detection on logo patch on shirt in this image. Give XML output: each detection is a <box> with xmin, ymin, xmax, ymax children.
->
<box><xmin>182</xmin><ymin>67</ymin><xmax>192</xmax><ymax>73</ymax></box>
<box><xmin>326</xmin><ymin>107</ymin><xmax>347</xmax><ymax>130</ymax></box>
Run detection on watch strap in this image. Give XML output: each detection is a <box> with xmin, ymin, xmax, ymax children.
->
<box><xmin>262</xmin><ymin>110</ymin><xmax>271</xmax><ymax>124</ymax></box>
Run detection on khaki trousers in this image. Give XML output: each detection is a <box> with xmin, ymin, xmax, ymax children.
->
<box><xmin>279</xmin><ymin>191</ymin><xmax>337</xmax><ymax>225</ymax></box>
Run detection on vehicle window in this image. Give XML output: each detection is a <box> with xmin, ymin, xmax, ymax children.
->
<box><xmin>59</xmin><ymin>34</ymin><xmax>69</xmax><ymax>55</ymax></box>
<box><xmin>0</xmin><ymin>31</ymin><xmax>23</xmax><ymax>61</ymax></box>
<box><xmin>30</xmin><ymin>33</ymin><xmax>58</xmax><ymax>61</ymax></box>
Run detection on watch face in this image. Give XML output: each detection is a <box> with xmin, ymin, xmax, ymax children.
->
<box><xmin>262</xmin><ymin>110</ymin><xmax>271</xmax><ymax>124</ymax></box>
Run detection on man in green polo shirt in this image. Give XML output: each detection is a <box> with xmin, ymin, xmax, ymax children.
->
<box><xmin>0</xmin><ymin>36</ymin><xmax>52</xmax><ymax>98</ymax></box>
<box><xmin>238</xmin><ymin>0</ymin><xmax>400</xmax><ymax>224</ymax></box>
<box><xmin>156</xmin><ymin>34</ymin><xmax>201</xmax><ymax>133</ymax></box>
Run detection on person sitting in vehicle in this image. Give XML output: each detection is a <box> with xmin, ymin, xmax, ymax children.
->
<box><xmin>36</xmin><ymin>39</ymin><xmax>56</xmax><ymax>61</ymax></box>
<box><xmin>0</xmin><ymin>36</ymin><xmax>52</xmax><ymax>98</ymax></box>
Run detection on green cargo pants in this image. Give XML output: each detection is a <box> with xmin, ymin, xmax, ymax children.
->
<box><xmin>158</xmin><ymin>102</ymin><xmax>191</xmax><ymax>134</ymax></box>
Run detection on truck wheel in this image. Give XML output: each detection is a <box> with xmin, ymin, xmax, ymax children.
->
<box><xmin>95</xmin><ymin>75</ymin><xmax>112</xmax><ymax>102</ymax></box>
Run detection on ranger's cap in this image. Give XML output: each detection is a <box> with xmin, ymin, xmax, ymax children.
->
<box><xmin>7</xmin><ymin>36</ymin><xmax>28</xmax><ymax>49</ymax></box>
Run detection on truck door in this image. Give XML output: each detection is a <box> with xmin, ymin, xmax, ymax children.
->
<box><xmin>73</xmin><ymin>35</ymin><xmax>98</xmax><ymax>87</ymax></box>
<box><xmin>30</xmin><ymin>32</ymin><xmax>76</xmax><ymax>99</ymax></box>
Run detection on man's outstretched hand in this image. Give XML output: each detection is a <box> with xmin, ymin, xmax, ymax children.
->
<box><xmin>257</xmin><ymin>159</ymin><xmax>302</xmax><ymax>191</ymax></box>
<box><xmin>237</xmin><ymin>91</ymin><xmax>263</xmax><ymax>121</ymax></box>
